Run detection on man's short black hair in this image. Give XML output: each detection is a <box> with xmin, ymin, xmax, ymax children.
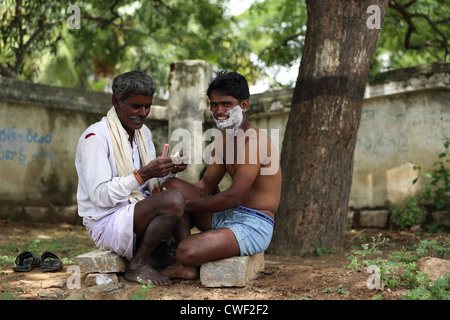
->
<box><xmin>206</xmin><ymin>71</ymin><xmax>250</xmax><ymax>103</ymax></box>
<box><xmin>112</xmin><ymin>70</ymin><xmax>156</xmax><ymax>104</ymax></box>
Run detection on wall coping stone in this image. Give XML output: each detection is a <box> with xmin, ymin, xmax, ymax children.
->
<box><xmin>0</xmin><ymin>77</ymin><xmax>168</xmax><ymax>120</ymax></box>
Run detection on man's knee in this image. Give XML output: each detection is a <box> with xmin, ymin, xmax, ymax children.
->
<box><xmin>162</xmin><ymin>177</ymin><xmax>181</xmax><ymax>189</ymax></box>
<box><xmin>175</xmin><ymin>241</ymin><xmax>200</xmax><ymax>267</ymax></box>
<box><xmin>162</xmin><ymin>188</ymin><xmax>185</xmax><ymax>218</ymax></box>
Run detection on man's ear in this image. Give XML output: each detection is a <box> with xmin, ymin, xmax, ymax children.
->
<box><xmin>112</xmin><ymin>94</ymin><xmax>120</xmax><ymax>108</ymax></box>
<box><xmin>241</xmin><ymin>99</ymin><xmax>249</xmax><ymax>112</ymax></box>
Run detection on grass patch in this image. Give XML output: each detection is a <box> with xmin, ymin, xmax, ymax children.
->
<box><xmin>344</xmin><ymin>233</ymin><xmax>450</xmax><ymax>300</ymax></box>
<box><xmin>0</xmin><ymin>229</ymin><xmax>96</xmax><ymax>266</ymax></box>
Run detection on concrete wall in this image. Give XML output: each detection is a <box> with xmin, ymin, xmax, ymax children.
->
<box><xmin>0</xmin><ymin>77</ymin><xmax>168</xmax><ymax>223</ymax></box>
<box><xmin>0</xmin><ymin>61</ymin><xmax>448</xmax><ymax>223</ymax></box>
<box><xmin>352</xmin><ymin>72</ymin><xmax>450</xmax><ymax>208</ymax></box>
<box><xmin>247</xmin><ymin>62</ymin><xmax>450</xmax><ymax>210</ymax></box>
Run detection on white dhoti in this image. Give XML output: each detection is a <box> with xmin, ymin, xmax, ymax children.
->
<box><xmin>83</xmin><ymin>203</ymin><xmax>136</xmax><ymax>261</ymax></box>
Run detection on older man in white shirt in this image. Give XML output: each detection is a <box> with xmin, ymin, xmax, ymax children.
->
<box><xmin>75</xmin><ymin>70</ymin><xmax>187</xmax><ymax>286</ymax></box>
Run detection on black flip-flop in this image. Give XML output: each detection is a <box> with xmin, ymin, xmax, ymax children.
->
<box><xmin>41</xmin><ymin>252</ymin><xmax>63</xmax><ymax>272</ymax></box>
<box><xmin>12</xmin><ymin>251</ymin><xmax>41</xmax><ymax>272</ymax></box>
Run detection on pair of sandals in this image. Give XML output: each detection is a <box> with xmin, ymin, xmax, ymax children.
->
<box><xmin>12</xmin><ymin>251</ymin><xmax>63</xmax><ymax>272</ymax></box>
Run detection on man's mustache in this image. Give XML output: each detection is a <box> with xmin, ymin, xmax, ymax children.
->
<box><xmin>130</xmin><ymin>115</ymin><xmax>147</xmax><ymax>121</ymax></box>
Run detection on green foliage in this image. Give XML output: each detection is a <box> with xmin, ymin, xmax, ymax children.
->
<box><xmin>0</xmin><ymin>0</ymin><xmax>67</xmax><ymax>79</ymax></box>
<box><xmin>414</xmin><ymin>237</ymin><xmax>450</xmax><ymax>259</ymax></box>
<box><xmin>413</xmin><ymin>137</ymin><xmax>450</xmax><ymax>211</ymax></box>
<box><xmin>345</xmin><ymin>234</ymin><xmax>450</xmax><ymax>299</ymax></box>
<box><xmin>237</xmin><ymin>0</ymin><xmax>307</xmax><ymax>88</ymax></box>
<box><xmin>313</xmin><ymin>245</ymin><xmax>336</xmax><ymax>256</ymax></box>
<box><xmin>3</xmin><ymin>0</ymin><xmax>446</xmax><ymax>92</ymax></box>
<box><xmin>390</xmin><ymin>137</ymin><xmax>450</xmax><ymax>233</ymax></box>
<box><xmin>344</xmin><ymin>233</ymin><xmax>390</xmax><ymax>269</ymax></box>
<box><xmin>344</xmin><ymin>234</ymin><xmax>406</xmax><ymax>290</ymax></box>
<box><xmin>130</xmin><ymin>277</ymin><xmax>157</xmax><ymax>300</ymax></box>
<box><xmin>119</xmin><ymin>0</ymin><xmax>255</xmax><ymax>91</ymax></box>
<box><xmin>0</xmin><ymin>234</ymin><xmax>96</xmax><ymax>265</ymax></box>
<box><xmin>370</xmin><ymin>0</ymin><xmax>450</xmax><ymax>79</ymax></box>
<box><xmin>0</xmin><ymin>0</ymin><xmax>255</xmax><ymax>92</ymax></box>
<box><xmin>402</xmin><ymin>275</ymin><xmax>450</xmax><ymax>300</ymax></box>
<box><xmin>337</xmin><ymin>284</ymin><xmax>347</xmax><ymax>295</ymax></box>
<box><xmin>391</xmin><ymin>196</ymin><xmax>424</xmax><ymax>230</ymax></box>
<box><xmin>0</xmin><ymin>278</ymin><xmax>24</xmax><ymax>300</ymax></box>
<box><xmin>425</xmin><ymin>220</ymin><xmax>450</xmax><ymax>233</ymax></box>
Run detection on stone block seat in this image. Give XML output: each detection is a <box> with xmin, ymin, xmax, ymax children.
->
<box><xmin>74</xmin><ymin>250</ymin><xmax>265</xmax><ymax>288</ymax></box>
<box><xmin>73</xmin><ymin>250</ymin><xmax>127</xmax><ymax>274</ymax></box>
<box><xmin>200</xmin><ymin>252</ymin><xmax>265</xmax><ymax>287</ymax></box>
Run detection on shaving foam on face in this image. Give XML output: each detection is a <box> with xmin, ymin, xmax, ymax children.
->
<box><xmin>211</xmin><ymin>104</ymin><xmax>244</xmax><ymax>131</ymax></box>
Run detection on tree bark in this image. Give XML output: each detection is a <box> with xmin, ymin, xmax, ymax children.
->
<box><xmin>270</xmin><ymin>0</ymin><xmax>388</xmax><ymax>255</ymax></box>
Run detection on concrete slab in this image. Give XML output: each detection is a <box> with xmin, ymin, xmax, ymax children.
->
<box><xmin>74</xmin><ymin>250</ymin><xmax>127</xmax><ymax>274</ymax></box>
<box><xmin>200</xmin><ymin>253</ymin><xmax>265</xmax><ymax>287</ymax></box>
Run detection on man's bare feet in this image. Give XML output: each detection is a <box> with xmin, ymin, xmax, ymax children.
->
<box><xmin>124</xmin><ymin>263</ymin><xmax>172</xmax><ymax>286</ymax></box>
<box><xmin>161</xmin><ymin>261</ymin><xmax>199</xmax><ymax>280</ymax></box>
<box><xmin>148</xmin><ymin>241</ymin><xmax>177</xmax><ymax>268</ymax></box>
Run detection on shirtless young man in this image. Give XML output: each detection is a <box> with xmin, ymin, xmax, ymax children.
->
<box><xmin>162</xmin><ymin>71</ymin><xmax>282</xmax><ymax>279</ymax></box>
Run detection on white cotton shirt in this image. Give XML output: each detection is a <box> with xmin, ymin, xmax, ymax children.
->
<box><xmin>75</xmin><ymin>117</ymin><xmax>165</xmax><ymax>220</ymax></box>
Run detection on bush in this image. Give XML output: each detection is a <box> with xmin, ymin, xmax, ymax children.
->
<box><xmin>413</xmin><ymin>137</ymin><xmax>450</xmax><ymax>211</ymax></box>
<box><xmin>391</xmin><ymin>196</ymin><xmax>424</xmax><ymax>230</ymax></box>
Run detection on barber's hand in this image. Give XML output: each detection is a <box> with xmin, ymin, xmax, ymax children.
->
<box><xmin>139</xmin><ymin>156</ymin><xmax>175</xmax><ymax>180</ymax></box>
<box><xmin>152</xmin><ymin>184</ymin><xmax>166</xmax><ymax>193</ymax></box>
<box><xmin>170</xmin><ymin>151</ymin><xmax>188</xmax><ymax>173</ymax></box>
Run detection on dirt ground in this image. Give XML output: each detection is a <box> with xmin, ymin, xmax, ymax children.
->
<box><xmin>0</xmin><ymin>219</ymin><xmax>447</xmax><ymax>301</ymax></box>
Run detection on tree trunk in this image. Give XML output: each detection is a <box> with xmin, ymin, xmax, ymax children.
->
<box><xmin>270</xmin><ymin>0</ymin><xmax>388</xmax><ymax>255</ymax></box>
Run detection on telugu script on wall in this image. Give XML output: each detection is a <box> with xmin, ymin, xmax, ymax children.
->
<box><xmin>0</xmin><ymin>126</ymin><xmax>56</xmax><ymax>166</ymax></box>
